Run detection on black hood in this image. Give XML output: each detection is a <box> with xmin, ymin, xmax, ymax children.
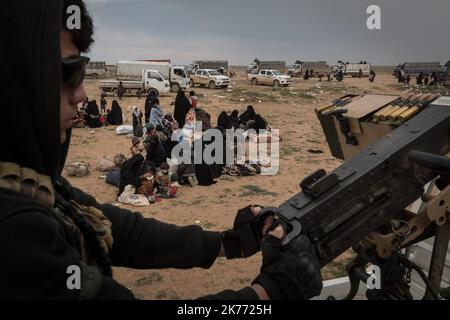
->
<box><xmin>0</xmin><ymin>1</ymin><xmax>65</xmax><ymax>182</ymax></box>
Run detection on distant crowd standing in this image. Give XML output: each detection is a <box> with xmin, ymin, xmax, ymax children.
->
<box><xmin>395</xmin><ymin>70</ymin><xmax>446</xmax><ymax>87</ymax></box>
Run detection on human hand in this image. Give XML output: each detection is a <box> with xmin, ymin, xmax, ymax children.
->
<box><xmin>221</xmin><ymin>205</ymin><xmax>274</xmax><ymax>259</ymax></box>
<box><xmin>252</xmin><ymin>226</ymin><xmax>323</xmax><ymax>300</ymax></box>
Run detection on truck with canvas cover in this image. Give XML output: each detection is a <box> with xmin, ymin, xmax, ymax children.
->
<box><xmin>86</xmin><ymin>61</ymin><xmax>107</xmax><ymax>79</ymax></box>
<box><xmin>247</xmin><ymin>60</ymin><xmax>286</xmax><ymax>74</ymax></box>
<box><xmin>98</xmin><ymin>67</ymin><xmax>170</xmax><ymax>97</ymax></box>
<box><xmin>115</xmin><ymin>61</ymin><xmax>189</xmax><ymax>93</ymax></box>
<box><xmin>190</xmin><ymin>60</ymin><xmax>229</xmax><ymax>75</ymax></box>
<box><xmin>288</xmin><ymin>61</ymin><xmax>329</xmax><ymax>77</ymax></box>
<box><xmin>393</xmin><ymin>62</ymin><xmax>442</xmax><ymax>78</ymax></box>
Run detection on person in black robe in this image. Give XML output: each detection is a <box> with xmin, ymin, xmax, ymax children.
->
<box><xmin>238</xmin><ymin>105</ymin><xmax>257</xmax><ymax>124</ymax></box>
<box><xmin>195</xmin><ymin>138</ymin><xmax>217</xmax><ymax>186</ymax></box>
<box><xmin>174</xmin><ymin>90</ymin><xmax>191</xmax><ymax>129</ymax></box>
<box><xmin>86</xmin><ymin>100</ymin><xmax>102</xmax><ymax>128</ymax></box>
<box><xmin>132</xmin><ymin>106</ymin><xmax>143</xmax><ymax>137</ymax></box>
<box><xmin>107</xmin><ymin>100</ymin><xmax>123</xmax><ymax>125</ymax></box>
<box><xmin>217</xmin><ymin>111</ymin><xmax>230</xmax><ymax>129</ymax></box>
<box><xmin>229</xmin><ymin>110</ymin><xmax>240</xmax><ymax>129</ymax></box>
<box><xmin>417</xmin><ymin>72</ymin><xmax>424</xmax><ymax>85</ymax></box>
<box><xmin>144</xmin><ymin>90</ymin><xmax>157</xmax><ymax>124</ymax></box>
<box><xmin>250</xmin><ymin>114</ymin><xmax>268</xmax><ymax>134</ymax></box>
<box><xmin>145</xmin><ymin>135</ymin><xmax>167</xmax><ymax>169</ymax></box>
<box><xmin>118</xmin><ymin>154</ymin><xmax>145</xmax><ymax>196</ymax></box>
<box><xmin>303</xmin><ymin>69</ymin><xmax>310</xmax><ymax>80</ymax></box>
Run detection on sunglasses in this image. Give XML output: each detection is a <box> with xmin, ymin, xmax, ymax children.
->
<box><xmin>61</xmin><ymin>56</ymin><xmax>90</xmax><ymax>88</ymax></box>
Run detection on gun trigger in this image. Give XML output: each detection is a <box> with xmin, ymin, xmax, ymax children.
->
<box><xmin>281</xmin><ymin>220</ymin><xmax>302</xmax><ymax>246</ymax></box>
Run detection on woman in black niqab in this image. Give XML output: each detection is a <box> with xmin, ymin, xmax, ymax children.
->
<box><xmin>174</xmin><ymin>89</ymin><xmax>191</xmax><ymax>129</ymax></box>
<box><xmin>107</xmin><ymin>100</ymin><xmax>123</xmax><ymax>125</ymax></box>
<box><xmin>86</xmin><ymin>100</ymin><xmax>102</xmax><ymax>128</ymax></box>
<box><xmin>238</xmin><ymin>105</ymin><xmax>256</xmax><ymax>124</ymax></box>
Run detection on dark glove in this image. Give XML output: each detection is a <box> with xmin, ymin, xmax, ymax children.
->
<box><xmin>253</xmin><ymin>232</ymin><xmax>323</xmax><ymax>300</ymax></box>
<box><xmin>221</xmin><ymin>205</ymin><xmax>268</xmax><ymax>259</ymax></box>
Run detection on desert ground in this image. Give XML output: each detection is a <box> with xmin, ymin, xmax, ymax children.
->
<box><xmin>64</xmin><ymin>68</ymin><xmax>449</xmax><ymax>300</ymax></box>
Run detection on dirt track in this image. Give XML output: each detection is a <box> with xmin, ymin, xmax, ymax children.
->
<box><xmin>65</xmin><ymin>70</ymin><xmax>446</xmax><ymax>299</ymax></box>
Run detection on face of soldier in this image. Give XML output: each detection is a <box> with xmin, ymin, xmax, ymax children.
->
<box><xmin>60</xmin><ymin>31</ymin><xmax>88</xmax><ymax>144</ymax></box>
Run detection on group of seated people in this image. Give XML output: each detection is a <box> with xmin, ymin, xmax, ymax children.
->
<box><xmin>217</xmin><ymin>105</ymin><xmax>269</xmax><ymax>133</ymax></box>
<box><xmin>76</xmin><ymin>88</ymin><xmax>272</xmax><ymax>203</ymax></box>
<box><xmin>76</xmin><ymin>97</ymin><xmax>124</xmax><ymax>128</ymax></box>
<box><xmin>114</xmin><ymin>93</ymin><xmax>271</xmax><ymax>203</ymax></box>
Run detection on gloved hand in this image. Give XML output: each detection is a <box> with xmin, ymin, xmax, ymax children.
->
<box><xmin>221</xmin><ymin>205</ymin><xmax>273</xmax><ymax>259</ymax></box>
<box><xmin>252</xmin><ymin>225</ymin><xmax>323</xmax><ymax>300</ymax></box>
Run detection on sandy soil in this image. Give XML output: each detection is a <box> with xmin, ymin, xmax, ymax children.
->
<box><xmin>64</xmin><ymin>71</ymin><xmax>433</xmax><ymax>299</ymax></box>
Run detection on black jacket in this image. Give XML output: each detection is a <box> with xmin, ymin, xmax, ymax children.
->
<box><xmin>0</xmin><ymin>0</ymin><xmax>258</xmax><ymax>300</ymax></box>
<box><xmin>0</xmin><ymin>180</ymin><xmax>259</xmax><ymax>299</ymax></box>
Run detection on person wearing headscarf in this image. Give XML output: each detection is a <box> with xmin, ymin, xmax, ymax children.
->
<box><xmin>118</xmin><ymin>153</ymin><xmax>145</xmax><ymax>197</ymax></box>
<box><xmin>229</xmin><ymin>110</ymin><xmax>240</xmax><ymax>129</ymax></box>
<box><xmin>174</xmin><ymin>89</ymin><xmax>191</xmax><ymax>129</ymax></box>
<box><xmin>195</xmin><ymin>130</ymin><xmax>224</xmax><ymax>186</ymax></box>
<box><xmin>217</xmin><ymin>111</ymin><xmax>230</xmax><ymax>129</ymax></box>
<box><xmin>250</xmin><ymin>114</ymin><xmax>268</xmax><ymax>134</ymax></box>
<box><xmin>189</xmin><ymin>91</ymin><xmax>198</xmax><ymax>109</ymax></box>
<box><xmin>106</xmin><ymin>100</ymin><xmax>123</xmax><ymax>125</ymax></box>
<box><xmin>86</xmin><ymin>100</ymin><xmax>102</xmax><ymax>128</ymax></box>
<box><xmin>145</xmin><ymin>135</ymin><xmax>167</xmax><ymax>169</ymax></box>
<box><xmin>144</xmin><ymin>90</ymin><xmax>157</xmax><ymax>123</ymax></box>
<box><xmin>132</xmin><ymin>106</ymin><xmax>143</xmax><ymax>137</ymax></box>
<box><xmin>417</xmin><ymin>72</ymin><xmax>424</xmax><ymax>85</ymax></box>
<box><xmin>149</xmin><ymin>98</ymin><xmax>164</xmax><ymax>127</ymax></box>
<box><xmin>0</xmin><ymin>0</ymin><xmax>322</xmax><ymax>300</ymax></box>
<box><xmin>238</xmin><ymin>105</ymin><xmax>257</xmax><ymax>124</ymax></box>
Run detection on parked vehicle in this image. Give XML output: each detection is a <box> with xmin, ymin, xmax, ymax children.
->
<box><xmin>288</xmin><ymin>61</ymin><xmax>329</xmax><ymax>77</ymax></box>
<box><xmin>332</xmin><ymin>61</ymin><xmax>371</xmax><ymax>78</ymax></box>
<box><xmin>98</xmin><ymin>67</ymin><xmax>170</xmax><ymax>97</ymax></box>
<box><xmin>86</xmin><ymin>61</ymin><xmax>107</xmax><ymax>79</ymax></box>
<box><xmin>393</xmin><ymin>62</ymin><xmax>442</xmax><ymax>78</ymax></box>
<box><xmin>189</xmin><ymin>69</ymin><xmax>230</xmax><ymax>89</ymax></box>
<box><xmin>189</xmin><ymin>60</ymin><xmax>229</xmax><ymax>75</ymax></box>
<box><xmin>247</xmin><ymin>60</ymin><xmax>286</xmax><ymax>74</ymax></box>
<box><xmin>247</xmin><ymin>69</ymin><xmax>291</xmax><ymax>87</ymax></box>
<box><xmin>444</xmin><ymin>63</ymin><xmax>450</xmax><ymax>86</ymax></box>
<box><xmin>114</xmin><ymin>61</ymin><xmax>189</xmax><ymax>93</ymax></box>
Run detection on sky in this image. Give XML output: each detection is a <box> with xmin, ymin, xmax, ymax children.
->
<box><xmin>84</xmin><ymin>0</ymin><xmax>450</xmax><ymax>66</ymax></box>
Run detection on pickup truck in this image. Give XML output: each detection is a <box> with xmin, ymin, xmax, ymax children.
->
<box><xmin>248</xmin><ymin>69</ymin><xmax>292</xmax><ymax>87</ymax></box>
<box><xmin>98</xmin><ymin>69</ymin><xmax>170</xmax><ymax>97</ymax></box>
<box><xmin>189</xmin><ymin>69</ymin><xmax>230</xmax><ymax>89</ymax></box>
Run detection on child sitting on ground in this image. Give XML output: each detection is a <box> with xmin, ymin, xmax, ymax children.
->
<box><xmin>189</xmin><ymin>91</ymin><xmax>198</xmax><ymax>109</ymax></box>
<box><xmin>130</xmin><ymin>136</ymin><xmax>144</xmax><ymax>156</ymax></box>
<box><xmin>156</xmin><ymin>162</ymin><xmax>180</xmax><ymax>199</ymax></box>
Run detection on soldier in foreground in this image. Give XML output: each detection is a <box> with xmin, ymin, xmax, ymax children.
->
<box><xmin>0</xmin><ymin>0</ymin><xmax>322</xmax><ymax>300</ymax></box>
